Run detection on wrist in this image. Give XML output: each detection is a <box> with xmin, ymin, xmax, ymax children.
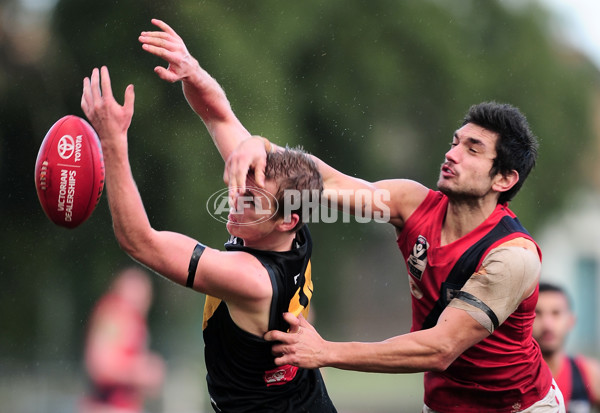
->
<box><xmin>100</xmin><ymin>136</ymin><xmax>128</xmax><ymax>158</ymax></box>
<box><xmin>316</xmin><ymin>339</ymin><xmax>335</xmax><ymax>369</ymax></box>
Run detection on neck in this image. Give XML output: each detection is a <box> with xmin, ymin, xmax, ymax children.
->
<box><xmin>543</xmin><ymin>350</ymin><xmax>566</xmax><ymax>377</ymax></box>
<box><xmin>441</xmin><ymin>197</ymin><xmax>498</xmax><ymax>245</ymax></box>
<box><xmin>244</xmin><ymin>232</ymin><xmax>296</xmax><ymax>252</ymax></box>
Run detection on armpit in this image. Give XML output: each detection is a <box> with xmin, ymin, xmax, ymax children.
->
<box><xmin>448</xmin><ymin>245</ymin><xmax>541</xmax><ymax>333</ymax></box>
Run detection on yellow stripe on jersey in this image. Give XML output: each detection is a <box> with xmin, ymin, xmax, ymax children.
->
<box><xmin>202</xmin><ymin>260</ymin><xmax>313</xmax><ymax>330</ymax></box>
<box><xmin>288</xmin><ymin>260</ymin><xmax>313</xmax><ymax>319</ymax></box>
<box><xmin>203</xmin><ymin>295</ymin><xmax>222</xmax><ymax>330</ymax></box>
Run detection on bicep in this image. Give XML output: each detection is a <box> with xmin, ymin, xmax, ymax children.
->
<box><xmin>434</xmin><ymin>306</ymin><xmax>491</xmax><ymax>363</ymax></box>
<box><xmin>313</xmin><ymin>155</ymin><xmax>427</xmax><ymax>226</ymax></box>
<box><xmin>137</xmin><ymin>230</ymin><xmax>271</xmax><ymax>304</ymax></box>
<box><xmin>448</xmin><ymin>242</ymin><xmax>541</xmax><ymax>333</ymax></box>
<box><xmin>191</xmin><ymin>248</ymin><xmax>272</xmax><ymax>304</ymax></box>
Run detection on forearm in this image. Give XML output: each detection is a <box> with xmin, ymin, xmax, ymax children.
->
<box><xmin>102</xmin><ymin>137</ymin><xmax>153</xmax><ymax>258</ymax></box>
<box><xmin>182</xmin><ymin>67</ymin><xmax>251</xmax><ymax>160</ymax></box>
<box><xmin>321</xmin><ymin>331</ymin><xmax>454</xmax><ymax>373</ymax></box>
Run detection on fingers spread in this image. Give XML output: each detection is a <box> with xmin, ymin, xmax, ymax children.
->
<box><xmin>100</xmin><ymin>66</ymin><xmax>114</xmax><ymax>100</ymax></box>
<box><xmin>254</xmin><ymin>159</ymin><xmax>267</xmax><ymax>188</ymax></box>
<box><xmin>81</xmin><ymin>77</ymin><xmax>91</xmax><ymax>113</ymax></box>
<box><xmin>150</xmin><ymin>18</ymin><xmax>179</xmax><ymax>38</ymax></box>
<box><xmin>90</xmin><ymin>68</ymin><xmax>101</xmax><ymax>101</ymax></box>
<box><xmin>123</xmin><ymin>84</ymin><xmax>135</xmax><ymax>113</ymax></box>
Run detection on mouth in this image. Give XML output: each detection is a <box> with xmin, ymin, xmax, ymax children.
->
<box><xmin>441</xmin><ymin>163</ymin><xmax>455</xmax><ymax>178</ymax></box>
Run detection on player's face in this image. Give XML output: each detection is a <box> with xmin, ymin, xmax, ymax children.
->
<box><xmin>226</xmin><ymin>177</ymin><xmax>280</xmax><ymax>243</ymax></box>
<box><xmin>437</xmin><ymin>123</ymin><xmax>499</xmax><ymax>201</ymax></box>
<box><xmin>533</xmin><ymin>291</ymin><xmax>575</xmax><ymax>356</ymax></box>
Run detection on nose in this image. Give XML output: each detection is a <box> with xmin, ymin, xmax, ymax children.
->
<box><xmin>541</xmin><ymin>314</ymin><xmax>554</xmax><ymax>330</ymax></box>
<box><xmin>445</xmin><ymin>144</ymin><xmax>461</xmax><ymax>164</ymax></box>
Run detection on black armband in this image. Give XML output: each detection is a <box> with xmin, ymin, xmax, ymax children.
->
<box><xmin>454</xmin><ymin>291</ymin><xmax>500</xmax><ymax>331</ymax></box>
<box><xmin>186</xmin><ymin>243</ymin><xmax>206</xmax><ymax>288</ymax></box>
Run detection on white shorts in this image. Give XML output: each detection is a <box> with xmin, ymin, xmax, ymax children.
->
<box><xmin>422</xmin><ymin>379</ymin><xmax>565</xmax><ymax>413</ymax></box>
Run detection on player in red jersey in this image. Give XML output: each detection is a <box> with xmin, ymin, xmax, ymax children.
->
<box><xmin>226</xmin><ymin>102</ymin><xmax>564</xmax><ymax>412</ymax></box>
<box><xmin>79</xmin><ymin>19</ymin><xmax>336</xmax><ymax>412</ymax></box>
<box><xmin>533</xmin><ymin>282</ymin><xmax>600</xmax><ymax>413</ymax></box>
<box><xmin>80</xmin><ymin>267</ymin><xmax>165</xmax><ymax>413</ymax></box>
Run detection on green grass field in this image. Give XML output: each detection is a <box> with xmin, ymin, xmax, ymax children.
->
<box><xmin>324</xmin><ymin>368</ymin><xmax>424</xmax><ymax>413</ymax></box>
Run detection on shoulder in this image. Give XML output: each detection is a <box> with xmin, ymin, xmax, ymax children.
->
<box><xmin>479</xmin><ymin>239</ymin><xmax>541</xmax><ymax>300</ymax></box>
<box><xmin>577</xmin><ymin>355</ymin><xmax>600</xmax><ymax>382</ymax></box>
<box><xmin>481</xmin><ymin>240</ymin><xmax>541</xmax><ymax>280</ymax></box>
<box><xmin>497</xmin><ymin>237</ymin><xmax>538</xmax><ymax>254</ymax></box>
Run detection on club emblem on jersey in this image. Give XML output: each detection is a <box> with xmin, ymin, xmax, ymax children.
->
<box><xmin>263</xmin><ymin>364</ymin><xmax>298</xmax><ymax>387</ymax></box>
<box><xmin>407</xmin><ymin>235</ymin><xmax>429</xmax><ymax>281</ymax></box>
<box><xmin>408</xmin><ymin>277</ymin><xmax>424</xmax><ymax>300</ymax></box>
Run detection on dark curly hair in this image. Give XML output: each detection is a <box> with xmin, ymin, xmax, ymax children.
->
<box><xmin>463</xmin><ymin>102</ymin><xmax>538</xmax><ymax>204</ymax></box>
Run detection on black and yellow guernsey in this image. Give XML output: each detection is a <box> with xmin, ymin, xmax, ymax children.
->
<box><xmin>202</xmin><ymin>226</ymin><xmax>337</xmax><ymax>413</ymax></box>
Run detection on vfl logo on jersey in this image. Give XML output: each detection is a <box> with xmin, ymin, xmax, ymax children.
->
<box><xmin>407</xmin><ymin>235</ymin><xmax>429</xmax><ymax>281</ymax></box>
<box><xmin>263</xmin><ymin>364</ymin><xmax>298</xmax><ymax>387</ymax></box>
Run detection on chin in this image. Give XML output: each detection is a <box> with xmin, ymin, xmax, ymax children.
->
<box><xmin>438</xmin><ymin>184</ymin><xmax>460</xmax><ymax>199</ymax></box>
<box><xmin>226</xmin><ymin>221</ymin><xmax>239</xmax><ymax>236</ymax></box>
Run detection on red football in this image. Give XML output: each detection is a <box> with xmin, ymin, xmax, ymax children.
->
<box><xmin>34</xmin><ymin>115</ymin><xmax>105</xmax><ymax>228</ymax></box>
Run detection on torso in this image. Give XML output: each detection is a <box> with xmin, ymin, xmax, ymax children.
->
<box><xmin>396</xmin><ymin>190</ymin><xmax>552</xmax><ymax>412</ymax></box>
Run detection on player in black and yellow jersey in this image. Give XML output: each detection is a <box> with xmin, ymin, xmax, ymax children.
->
<box><xmin>81</xmin><ymin>19</ymin><xmax>336</xmax><ymax>413</ymax></box>
<box><xmin>202</xmin><ymin>220</ymin><xmax>329</xmax><ymax>412</ymax></box>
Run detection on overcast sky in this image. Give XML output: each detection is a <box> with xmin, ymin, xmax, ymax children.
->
<box><xmin>537</xmin><ymin>0</ymin><xmax>600</xmax><ymax>68</ymax></box>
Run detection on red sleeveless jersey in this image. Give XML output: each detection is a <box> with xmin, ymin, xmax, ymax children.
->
<box><xmin>555</xmin><ymin>355</ymin><xmax>593</xmax><ymax>412</ymax></box>
<box><xmin>397</xmin><ymin>190</ymin><xmax>553</xmax><ymax>412</ymax></box>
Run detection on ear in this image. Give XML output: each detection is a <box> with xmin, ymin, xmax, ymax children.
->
<box><xmin>492</xmin><ymin>170</ymin><xmax>519</xmax><ymax>193</ymax></box>
<box><xmin>276</xmin><ymin>213</ymin><xmax>300</xmax><ymax>232</ymax></box>
<box><xmin>567</xmin><ymin>312</ymin><xmax>577</xmax><ymax>332</ymax></box>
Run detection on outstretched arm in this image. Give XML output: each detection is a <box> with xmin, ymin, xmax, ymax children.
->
<box><xmin>225</xmin><ymin>136</ymin><xmax>428</xmax><ymax>228</ymax></box>
<box><xmin>264</xmin><ymin>307</ymin><xmax>489</xmax><ymax>373</ymax></box>
<box><xmin>81</xmin><ymin>66</ymin><xmax>270</xmax><ymax>309</ymax></box>
<box><xmin>264</xmin><ymin>241</ymin><xmax>541</xmax><ymax>373</ymax></box>
<box><xmin>139</xmin><ymin>18</ymin><xmax>250</xmax><ymax>161</ymax></box>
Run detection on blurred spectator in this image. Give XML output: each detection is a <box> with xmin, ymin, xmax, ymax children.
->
<box><xmin>80</xmin><ymin>267</ymin><xmax>165</xmax><ymax>413</ymax></box>
<box><xmin>533</xmin><ymin>282</ymin><xmax>600</xmax><ymax>413</ymax></box>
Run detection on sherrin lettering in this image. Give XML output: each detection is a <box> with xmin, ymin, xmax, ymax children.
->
<box><xmin>34</xmin><ymin>115</ymin><xmax>104</xmax><ymax>228</ymax></box>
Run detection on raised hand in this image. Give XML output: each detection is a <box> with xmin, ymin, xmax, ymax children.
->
<box><xmin>139</xmin><ymin>18</ymin><xmax>199</xmax><ymax>83</ymax></box>
<box><xmin>81</xmin><ymin>66</ymin><xmax>135</xmax><ymax>146</ymax></box>
<box><xmin>224</xmin><ymin>136</ymin><xmax>271</xmax><ymax>205</ymax></box>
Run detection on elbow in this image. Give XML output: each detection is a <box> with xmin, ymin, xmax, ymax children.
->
<box><xmin>113</xmin><ymin>224</ymin><xmax>153</xmax><ymax>261</ymax></box>
<box><xmin>429</xmin><ymin>345</ymin><xmax>459</xmax><ymax>372</ymax></box>
<box><xmin>430</xmin><ymin>357</ymin><xmax>453</xmax><ymax>373</ymax></box>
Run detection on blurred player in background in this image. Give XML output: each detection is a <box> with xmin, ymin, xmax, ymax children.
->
<box><xmin>533</xmin><ymin>282</ymin><xmax>600</xmax><ymax>413</ymax></box>
<box><xmin>79</xmin><ymin>18</ymin><xmax>336</xmax><ymax>412</ymax></box>
<box><xmin>81</xmin><ymin>267</ymin><xmax>165</xmax><ymax>413</ymax></box>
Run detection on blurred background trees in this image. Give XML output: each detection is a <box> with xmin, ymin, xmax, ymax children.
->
<box><xmin>1</xmin><ymin>0</ymin><xmax>599</xmax><ymax>411</ymax></box>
